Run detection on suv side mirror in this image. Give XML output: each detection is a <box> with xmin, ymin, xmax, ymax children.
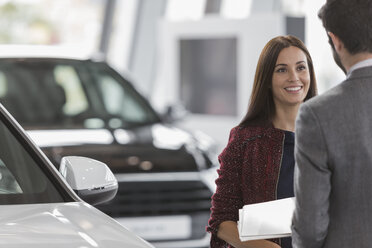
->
<box><xmin>162</xmin><ymin>103</ymin><xmax>188</xmax><ymax>123</ymax></box>
<box><xmin>59</xmin><ymin>156</ymin><xmax>118</xmax><ymax>205</ymax></box>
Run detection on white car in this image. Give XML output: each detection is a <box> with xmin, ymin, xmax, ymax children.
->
<box><xmin>0</xmin><ymin>103</ymin><xmax>153</xmax><ymax>248</ymax></box>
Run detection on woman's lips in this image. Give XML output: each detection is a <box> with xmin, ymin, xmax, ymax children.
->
<box><xmin>284</xmin><ymin>86</ymin><xmax>303</xmax><ymax>93</ymax></box>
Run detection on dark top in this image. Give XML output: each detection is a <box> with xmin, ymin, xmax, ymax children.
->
<box><xmin>277</xmin><ymin>130</ymin><xmax>295</xmax><ymax>199</ymax></box>
<box><xmin>277</xmin><ymin>130</ymin><xmax>295</xmax><ymax>248</ymax></box>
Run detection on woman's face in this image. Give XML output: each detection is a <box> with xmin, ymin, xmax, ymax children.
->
<box><xmin>271</xmin><ymin>46</ymin><xmax>311</xmax><ymax>108</ymax></box>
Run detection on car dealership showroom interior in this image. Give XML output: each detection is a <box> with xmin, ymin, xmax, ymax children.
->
<box><xmin>0</xmin><ymin>0</ymin><xmax>345</xmax><ymax>247</ymax></box>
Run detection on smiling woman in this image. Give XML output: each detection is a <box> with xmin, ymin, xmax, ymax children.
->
<box><xmin>271</xmin><ymin>46</ymin><xmax>311</xmax><ymax>131</ymax></box>
<box><xmin>239</xmin><ymin>36</ymin><xmax>317</xmax><ymax>128</ymax></box>
<box><xmin>207</xmin><ymin>35</ymin><xmax>317</xmax><ymax>248</ymax></box>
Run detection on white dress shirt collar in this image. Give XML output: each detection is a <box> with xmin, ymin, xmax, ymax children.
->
<box><xmin>347</xmin><ymin>58</ymin><xmax>372</xmax><ymax>78</ymax></box>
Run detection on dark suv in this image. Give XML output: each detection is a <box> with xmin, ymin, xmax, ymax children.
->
<box><xmin>0</xmin><ymin>49</ymin><xmax>217</xmax><ymax>248</ymax></box>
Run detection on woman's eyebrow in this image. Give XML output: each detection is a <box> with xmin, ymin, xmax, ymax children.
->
<box><xmin>275</xmin><ymin>63</ymin><xmax>287</xmax><ymax>68</ymax></box>
<box><xmin>275</xmin><ymin>61</ymin><xmax>306</xmax><ymax>68</ymax></box>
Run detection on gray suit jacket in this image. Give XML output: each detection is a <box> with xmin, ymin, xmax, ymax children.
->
<box><xmin>292</xmin><ymin>66</ymin><xmax>372</xmax><ymax>248</ymax></box>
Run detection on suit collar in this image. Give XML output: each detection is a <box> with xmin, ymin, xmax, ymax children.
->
<box><xmin>347</xmin><ymin>64</ymin><xmax>372</xmax><ymax>81</ymax></box>
<box><xmin>348</xmin><ymin>58</ymin><xmax>372</xmax><ymax>76</ymax></box>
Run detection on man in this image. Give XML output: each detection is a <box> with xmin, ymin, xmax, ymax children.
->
<box><xmin>292</xmin><ymin>0</ymin><xmax>372</xmax><ymax>247</ymax></box>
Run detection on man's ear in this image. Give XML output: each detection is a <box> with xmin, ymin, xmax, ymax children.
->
<box><xmin>328</xmin><ymin>32</ymin><xmax>343</xmax><ymax>53</ymax></box>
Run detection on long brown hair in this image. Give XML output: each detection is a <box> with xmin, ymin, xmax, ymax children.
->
<box><xmin>239</xmin><ymin>35</ymin><xmax>317</xmax><ymax>127</ymax></box>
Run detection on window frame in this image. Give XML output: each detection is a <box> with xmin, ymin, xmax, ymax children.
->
<box><xmin>0</xmin><ymin>104</ymin><xmax>78</xmax><ymax>204</ymax></box>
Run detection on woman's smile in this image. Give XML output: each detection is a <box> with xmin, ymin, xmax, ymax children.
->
<box><xmin>284</xmin><ymin>85</ymin><xmax>303</xmax><ymax>93</ymax></box>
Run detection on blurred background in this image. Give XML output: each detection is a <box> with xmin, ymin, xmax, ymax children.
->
<box><xmin>0</xmin><ymin>0</ymin><xmax>344</xmax><ymax>151</ymax></box>
<box><xmin>0</xmin><ymin>0</ymin><xmax>344</xmax><ymax>247</ymax></box>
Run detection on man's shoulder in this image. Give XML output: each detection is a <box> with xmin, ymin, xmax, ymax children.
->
<box><xmin>305</xmin><ymin>66</ymin><xmax>372</xmax><ymax>111</ymax></box>
<box><xmin>302</xmin><ymin>80</ymin><xmax>348</xmax><ymax>112</ymax></box>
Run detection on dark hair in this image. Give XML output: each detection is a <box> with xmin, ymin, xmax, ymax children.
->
<box><xmin>239</xmin><ymin>35</ymin><xmax>317</xmax><ymax>127</ymax></box>
<box><xmin>318</xmin><ymin>0</ymin><xmax>372</xmax><ymax>54</ymax></box>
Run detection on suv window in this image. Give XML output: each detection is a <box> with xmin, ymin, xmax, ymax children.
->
<box><xmin>0</xmin><ymin>60</ymin><xmax>160</xmax><ymax>129</ymax></box>
<box><xmin>96</xmin><ymin>70</ymin><xmax>152</xmax><ymax>124</ymax></box>
<box><xmin>54</xmin><ymin>65</ymin><xmax>89</xmax><ymax>116</ymax></box>
<box><xmin>0</xmin><ymin>114</ymin><xmax>65</xmax><ymax>204</ymax></box>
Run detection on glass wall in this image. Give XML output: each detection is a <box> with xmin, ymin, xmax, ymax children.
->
<box><xmin>0</xmin><ymin>0</ymin><xmax>105</xmax><ymax>55</ymax></box>
<box><xmin>0</xmin><ymin>0</ymin><xmax>345</xmax><ymax>95</ymax></box>
<box><xmin>180</xmin><ymin>38</ymin><xmax>237</xmax><ymax>116</ymax></box>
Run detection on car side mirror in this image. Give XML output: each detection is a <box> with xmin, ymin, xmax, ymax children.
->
<box><xmin>59</xmin><ymin>156</ymin><xmax>118</xmax><ymax>205</ymax></box>
<box><xmin>162</xmin><ymin>103</ymin><xmax>188</xmax><ymax>123</ymax></box>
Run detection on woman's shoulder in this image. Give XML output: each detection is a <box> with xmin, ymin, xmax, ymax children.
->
<box><xmin>230</xmin><ymin>124</ymin><xmax>281</xmax><ymax>141</ymax></box>
<box><xmin>220</xmin><ymin>124</ymin><xmax>284</xmax><ymax>160</ymax></box>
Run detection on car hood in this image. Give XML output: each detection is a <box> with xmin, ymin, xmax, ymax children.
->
<box><xmin>27</xmin><ymin>123</ymin><xmax>193</xmax><ymax>148</ymax></box>
<box><xmin>0</xmin><ymin>202</ymin><xmax>152</xmax><ymax>248</ymax></box>
<box><xmin>27</xmin><ymin>123</ymin><xmax>211</xmax><ymax>173</ymax></box>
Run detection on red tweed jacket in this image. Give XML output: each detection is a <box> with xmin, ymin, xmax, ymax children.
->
<box><xmin>207</xmin><ymin>124</ymin><xmax>285</xmax><ymax>248</ymax></box>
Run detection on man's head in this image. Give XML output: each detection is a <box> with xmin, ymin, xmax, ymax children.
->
<box><xmin>319</xmin><ymin>0</ymin><xmax>372</xmax><ymax>71</ymax></box>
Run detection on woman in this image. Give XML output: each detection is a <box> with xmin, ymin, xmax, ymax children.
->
<box><xmin>207</xmin><ymin>35</ymin><xmax>317</xmax><ymax>248</ymax></box>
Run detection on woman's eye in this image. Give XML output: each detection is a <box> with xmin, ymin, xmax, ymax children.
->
<box><xmin>297</xmin><ymin>65</ymin><xmax>307</xmax><ymax>71</ymax></box>
<box><xmin>276</xmin><ymin>68</ymin><xmax>286</xmax><ymax>73</ymax></box>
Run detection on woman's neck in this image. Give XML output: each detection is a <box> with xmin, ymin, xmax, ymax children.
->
<box><xmin>272</xmin><ymin>104</ymin><xmax>300</xmax><ymax>132</ymax></box>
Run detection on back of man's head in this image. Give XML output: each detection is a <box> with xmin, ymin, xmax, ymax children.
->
<box><xmin>318</xmin><ymin>0</ymin><xmax>372</xmax><ymax>54</ymax></box>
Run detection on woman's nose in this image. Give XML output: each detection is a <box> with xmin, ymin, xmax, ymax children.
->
<box><xmin>288</xmin><ymin>70</ymin><xmax>299</xmax><ymax>82</ymax></box>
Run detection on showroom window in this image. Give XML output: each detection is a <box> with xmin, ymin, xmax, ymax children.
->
<box><xmin>179</xmin><ymin>37</ymin><xmax>237</xmax><ymax>116</ymax></box>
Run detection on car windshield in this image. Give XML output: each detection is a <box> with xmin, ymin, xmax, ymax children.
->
<box><xmin>0</xmin><ymin>59</ymin><xmax>160</xmax><ymax>129</ymax></box>
<box><xmin>0</xmin><ymin>111</ymin><xmax>66</xmax><ymax>204</ymax></box>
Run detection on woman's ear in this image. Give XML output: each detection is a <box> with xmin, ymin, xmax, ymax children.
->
<box><xmin>328</xmin><ymin>32</ymin><xmax>343</xmax><ymax>53</ymax></box>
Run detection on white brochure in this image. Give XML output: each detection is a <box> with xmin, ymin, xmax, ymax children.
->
<box><xmin>238</xmin><ymin>197</ymin><xmax>295</xmax><ymax>241</ymax></box>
